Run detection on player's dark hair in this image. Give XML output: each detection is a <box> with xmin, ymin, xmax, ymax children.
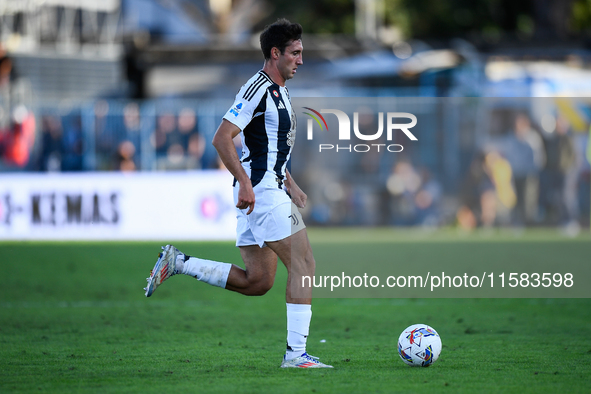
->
<box><xmin>260</xmin><ymin>19</ymin><xmax>302</xmax><ymax>60</ymax></box>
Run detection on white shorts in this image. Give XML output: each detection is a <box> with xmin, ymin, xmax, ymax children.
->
<box><xmin>234</xmin><ymin>172</ymin><xmax>306</xmax><ymax>248</ymax></box>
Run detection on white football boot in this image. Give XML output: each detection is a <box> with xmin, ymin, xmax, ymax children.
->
<box><xmin>280</xmin><ymin>353</ymin><xmax>333</xmax><ymax>368</ymax></box>
<box><xmin>144</xmin><ymin>245</ymin><xmax>183</xmax><ymax>297</ymax></box>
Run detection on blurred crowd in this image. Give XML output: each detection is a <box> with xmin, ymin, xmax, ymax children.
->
<box><xmin>458</xmin><ymin>114</ymin><xmax>587</xmax><ymax>231</ymax></box>
<box><xmin>1</xmin><ymin>99</ymin><xmax>590</xmax><ymax>230</ymax></box>
<box><xmin>26</xmin><ymin>101</ymin><xmax>216</xmax><ymax>172</ymax></box>
<box><xmin>297</xmin><ymin>110</ymin><xmax>590</xmax><ymax>230</ymax></box>
<box><xmin>0</xmin><ymin>49</ymin><xmax>36</xmax><ymax>170</ymax></box>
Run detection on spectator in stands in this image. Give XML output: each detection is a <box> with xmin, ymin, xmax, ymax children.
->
<box><xmin>542</xmin><ymin>116</ymin><xmax>577</xmax><ymax>226</ymax></box>
<box><xmin>123</xmin><ymin>102</ymin><xmax>142</xmax><ymax>150</ymax></box>
<box><xmin>457</xmin><ymin>149</ymin><xmax>515</xmax><ymax>230</ymax></box>
<box><xmin>38</xmin><ymin>115</ymin><xmax>63</xmax><ymax>171</ymax></box>
<box><xmin>177</xmin><ymin>108</ymin><xmax>196</xmax><ymax>146</ymax></box>
<box><xmin>0</xmin><ymin>105</ymin><xmax>36</xmax><ymax>168</ymax></box>
<box><xmin>187</xmin><ymin>132</ymin><xmax>205</xmax><ymax>169</ymax></box>
<box><xmin>0</xmin><ymin>48</ymin><xmax>11</xmax><ymax>87</ymax></box>
<box><xmin>414</xmin><ymin>167</ymin><xmax>442</xmax><ymax>227</ymax></box>
<box><xmin>61</xmin><ymin>115</ymin><xmax>84</xmax><ymax>171</ymax></box>
<box><xmin>164</xmin><ymin>108</ymin><xmax>192</xmax><ymax>170</ymax></box>
<box><xmin>116</xmin><ymin>140</ymin><xmax>137</xmax><ymax>172</ymax></box>
<box><xmin>386</xmin><ymin>160</ymin><xmax>422</xmax><ymax>225</ymax></box>
<box><xmin>153</xmin><ymin>112</ymin><xmax>175</xmax><ymax>157</ymax></box>
<box><xmin>178</xmin><ymin>108</ymin><xmax>206</xmax><ymax>169</ymax></box>
<box><xmin>457</xmin><ymin>152</ymin><xmax>490</xmax><ymax>230</ymax></box>
<box><xmin>497</xmin><ymin>113</ymin><xmax>545</xmax><ymax>226</ymax></box>
<box><xmin>483</xmin><ymin>149</ymin><xmax>516</xmax><ymax>226</ymax></box>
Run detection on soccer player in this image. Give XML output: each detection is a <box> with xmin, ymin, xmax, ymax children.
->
<box><xmin>144</xmin><ymin>19</ymin><xmax>332</xmax><ymax>369</ymax></box>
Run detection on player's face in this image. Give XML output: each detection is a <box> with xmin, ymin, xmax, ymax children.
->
<box><xmin>277</xmin><ymin>39</ymin><xmax>303</xmax><ymax>82</ymax></box>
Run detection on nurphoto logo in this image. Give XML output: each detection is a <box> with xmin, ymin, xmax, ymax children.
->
<box><xmin>303</xmin><ymin>107</ymin><xmax>418</xmax><ymax>153</ymax></box>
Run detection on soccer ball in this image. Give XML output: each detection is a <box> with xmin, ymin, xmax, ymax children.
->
<box><xmin>397</xmin><ymin>324</ymin><xmax>442</xmax><ymax>367</ymax></box>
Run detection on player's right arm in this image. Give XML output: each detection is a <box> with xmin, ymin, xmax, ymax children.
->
<box><xmin>212</xmin><ymin>119</ymin><xmax>255</xmax><ymax>215</ymax></box>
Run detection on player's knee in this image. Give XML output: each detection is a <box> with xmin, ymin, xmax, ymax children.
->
<box><xmin>249</xmin><ymin>276</ymin><xmax>274</xmax><ymax>296</ymax></box>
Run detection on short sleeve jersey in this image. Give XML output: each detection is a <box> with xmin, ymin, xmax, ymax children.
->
<box><xmin>223</xmin><ymin>70</ymin><xmax>296</xmax><ymax>187</ymax></box>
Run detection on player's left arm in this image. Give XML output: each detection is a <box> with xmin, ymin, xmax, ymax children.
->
<box><xmin>285</xmin><ymin>170</ymin><xmax>307</xmax><ymax>209</ymax></box>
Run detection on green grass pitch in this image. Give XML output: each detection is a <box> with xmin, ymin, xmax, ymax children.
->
<box><xmin>1</xmin><ymin>229</ymin><xmax>591</xmax><ymax>393</ymax></box>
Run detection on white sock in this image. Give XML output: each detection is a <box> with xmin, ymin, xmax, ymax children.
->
<box><xmin>180</xmin><ymin>256</ymin><xmax>232</xmax><ymax>289</ymax></box>
<box><xmin>285</xmin><ymin>303</ymin><xmax>312</xmax><ymax>360</ymax></box>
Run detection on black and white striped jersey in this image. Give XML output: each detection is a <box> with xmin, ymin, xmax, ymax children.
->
<box><xmin>223</xmin><ymin>70</ymin><xmax>296</xmax><ymax>187</ymax></box>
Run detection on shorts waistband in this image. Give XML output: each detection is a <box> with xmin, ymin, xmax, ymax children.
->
<box><xmin>233</xmin><ymin>173</ymin><xmax>284</xmax><ymax>189</ymax></box>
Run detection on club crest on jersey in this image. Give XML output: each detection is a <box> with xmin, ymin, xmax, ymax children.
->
<box><xmin>273</xmin><ymin>90</ymin><xmax>279</xmax><ymax>97</ymax></box>
<box><xmin>230</xmin><ymin>102</ymin><xmax>243</xmax><ymax>117</ymax></box>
